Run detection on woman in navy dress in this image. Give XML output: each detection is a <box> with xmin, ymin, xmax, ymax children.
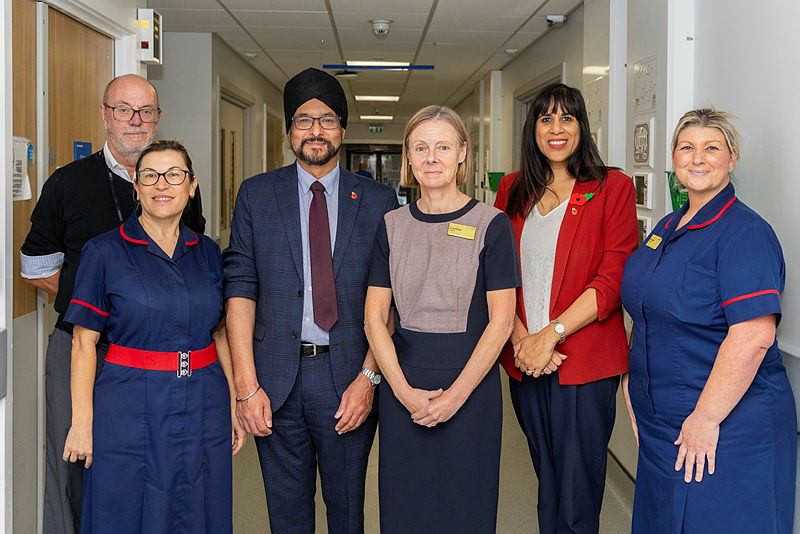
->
<box><xmin>621</xmin><ymin>109</ymin><xmax>796</xmax><ymax>533</ymax></box>
<box><xmin>365</xmin><ymin>106</ymin><xmax>519</xmax><ymax>533</ymax></box>
<box><xmin>62</xmin><ymin>140</ymin><xmax>245</xmax><ymax>533</ymax></box>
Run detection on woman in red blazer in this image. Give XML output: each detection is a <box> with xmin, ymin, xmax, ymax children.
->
<box><xmin>494</xmin><ymin>84</ymin><xmax>638</xmax><ymax>534</ymax></box>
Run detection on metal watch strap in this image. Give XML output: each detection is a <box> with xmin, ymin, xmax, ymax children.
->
<box><xmin>360</xmin><ymin>367</ymin><xmax>381</xmax><ymax>386</ymax></box>
<box><xmin>550</xmin><ymin>319</ymin><xmax>566</xmax><ymax>344</ymax></box>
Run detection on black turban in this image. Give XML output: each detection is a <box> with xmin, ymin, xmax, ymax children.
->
<box><xmin>284</xmin><ymin>68</ymin><xmax>348</xmax><ymax>132</ymax></box>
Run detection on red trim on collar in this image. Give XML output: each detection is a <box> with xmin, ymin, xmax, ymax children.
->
<box><xmin>119</xmin><ymin>225</ymin><xmax>149</xmax><ymax>245</ymax></box>
<box><xmin>722</xmin><ymin>289</ymin><xmax>780</xmax><ymax>307</ymax></box>
<box><xmin>664</xmin><ymin>216</ymin><xmax>673</xmax><ymax>229</ymax></box>
<box><xmin>70</xmin><ymin>299</ymin><xmax>110</xmax><ymax>317</ymax></box>
<box><xmin>184</xmin><ymin>232</ymin><xmax>199</xmax><ymax>246</ymax></box>
<box><xmin>687</xmin><ymin>197</ymin><xmax>736</xmax><ymax>229</ymax></box>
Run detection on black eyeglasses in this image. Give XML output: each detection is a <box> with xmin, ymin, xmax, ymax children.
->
<box><xmin>104</xmin><ymin>104</ymin><xmax>161</xmax><ymax>123</ymax></box>
<box><xmin>291</xmin><ymin>115</ymin><xmax>341</xmax><ymax>130</ymax></box>
<box><xmin>136</xmin><ymin>168</ymin><xmax>192</xmax><ymax>186</ymax></box>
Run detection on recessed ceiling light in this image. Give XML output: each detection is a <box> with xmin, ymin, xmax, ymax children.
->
<box><xmin>354</xmin><ymin>96</ymin><xmax>400</xmax><ymax>102</ymax></box>
<box><xmin>346</xmin><ymin>60</ymin><xmax>410</xmax><ymax>67</ymax></box>
<box><xmin>360</xmin><ymin>115</ymin><xmax>394</xmax><ymax>121</ymax></box>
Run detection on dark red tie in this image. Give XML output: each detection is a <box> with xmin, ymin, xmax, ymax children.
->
<box><xmin>309</xmin><ymin>181</ymin><xmax>338</xmax><ymax>331</ymax></box>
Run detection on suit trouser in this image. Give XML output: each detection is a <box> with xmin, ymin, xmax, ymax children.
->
<box><xmin>509</xmin><ymin>373</ymin><xmax>619</xmax><ymax>534</ymax></box>
<box><xmin>254</xmin><ymin>351</ymin><xmax>377</xmax><ymax>534</ymax></box>
<box><xmin>44</xmin><ymin>327</ymin><xmax>106</xmax><ymax>534</ymax></box>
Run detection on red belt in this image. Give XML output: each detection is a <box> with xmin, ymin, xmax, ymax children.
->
<box><xmin>105</xmin><ymin>342</ymin><xmax>217</xmax><ymax>378</ymax></box>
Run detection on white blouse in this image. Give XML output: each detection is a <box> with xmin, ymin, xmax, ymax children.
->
<box><xmin>520</xmin><ymin>199</ymin><xmax>568</xmax><ymax>334</ymax></box>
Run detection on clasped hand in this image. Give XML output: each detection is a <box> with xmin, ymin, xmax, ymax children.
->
<box><xmin>400</xmin><ymin>387</ymin><xmax>463</xmax><ymax>428</ymax></box>
<box><xmin>513</xmin><ymin>331</ymin><xmax>567</xmax><ymax>377</ymax></box>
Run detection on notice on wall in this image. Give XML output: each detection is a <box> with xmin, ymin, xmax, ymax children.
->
<box><xmin>633</xmin><ymin>56</ymin><xmax>658</xmax><ymax>115</ymax></box>
<box><xmin>12</xmin><ymin>136</ymin><xmax>33</xmax><ymax>201</ymax></box>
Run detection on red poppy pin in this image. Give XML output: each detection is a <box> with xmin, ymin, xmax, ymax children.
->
<box><xmin>351</xmin><ymin>192</ymin><xmax>358</xmax><ymax>199</ymax></box>
<box><xmin>569</xmin><ymin>193</ymin><xmax>594</xmax><ymax>206</ymax></box>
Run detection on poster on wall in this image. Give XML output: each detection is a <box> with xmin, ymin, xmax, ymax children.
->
<box><xmin>633</xmin><ymin>173</ymin><xmax>652</xmax><ymax>209</ymax></box>
<box><xmin>633</xmin><ymin>56</ymin><xmax>657</xmax><ymax>115</ymax></box>
<box><xmin>633</xmin><ymin>118</ymin><xmax>654</xmax><ymax>167</ymax></box>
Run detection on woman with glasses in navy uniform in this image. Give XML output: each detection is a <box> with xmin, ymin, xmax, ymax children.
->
<box><xmin>62</xmin><ymin>140</ymin><xmax>244</xmax><ymax>533</ymax></box>
<box><xmin>621</xmin><ymin>109</ymin><xmax>796</xmax><ymax>533</ymax></box>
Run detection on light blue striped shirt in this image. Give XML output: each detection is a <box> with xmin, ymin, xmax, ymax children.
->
<box><xmin>297</xmin><ymin>162</ymin><xmax>340</xmax><ymax>344</ymax></box>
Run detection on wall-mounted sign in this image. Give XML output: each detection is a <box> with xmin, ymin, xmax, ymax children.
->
<box><xmin>138</xmin><ymin>9</ymin><xmax>162</xmax><ymax>65</ymax></box>
<box><xmin>633</xmin><ymin>172</ymin><xmax>652</xmax><ymax>209</ymax></box>
<box><xmin>633</xmin><ymin>120</ymin><xmax>652</xmax><ymax>166</ymax></box>
<box><xmin>369</xmin><ymin>125</ymin><xmax>383</xmax><ymax>133</ymax></box>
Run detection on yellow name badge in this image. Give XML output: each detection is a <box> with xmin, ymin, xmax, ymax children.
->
<box><xmin>645</xmin><ymin>234</ymin><xmax>662</xmax><ymax>249</ymax></box>
<box><xmin>447</xmin><ymin>222</ymin><xmax>476</xmax><ymax>240</ymax></box>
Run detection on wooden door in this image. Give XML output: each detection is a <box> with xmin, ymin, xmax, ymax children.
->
<box><xmin>48</xmin><ymin>8</ymin><xmax>113</xmax><ymax>174</ymax></box>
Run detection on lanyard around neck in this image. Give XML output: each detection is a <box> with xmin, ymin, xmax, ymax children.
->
<box><xmin>107</xmin><ymin>170</ymin><xmax>124</xmax><ymax>224</ymax></box>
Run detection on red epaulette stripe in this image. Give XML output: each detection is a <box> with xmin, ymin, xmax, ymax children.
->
<box><xmin>119</xmin><ymin>225</ymin><xmax>148</xmax><ymax>245</ymax></box>
<box><xmin>687</xmin><ymin>197</ymin><xmax>736</xmax><ymax>229</ymax></box>
<box><xmin>70</xmin><ymin>299</ymin><xmax>110</xmax><ymax>317</ymax></box>
<box><xmin>721</xmin><ymin>289</ymin><xmax>780</xmax><ymax>307</ymax></box>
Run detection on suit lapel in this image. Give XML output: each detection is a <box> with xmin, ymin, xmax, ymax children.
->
<box><xmin>550</xmin><ymin>180</ymin><xmax>595</xmax><ymax>315</ymax></box>
<box><xmin>274</xmin><ymin>165</ymin><xmax>304</xmax><ymax>280</ymax></box>
<box><xmin>333</xmin><ymin>170</ymin><xmax>361</xmax><ymax>278</ymax></box>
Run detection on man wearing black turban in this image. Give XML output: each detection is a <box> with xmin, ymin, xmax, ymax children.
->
<box><xmin>223</xmin><ymin>67</ymin><xmax>399</xmax><ymax>533</ymax></box>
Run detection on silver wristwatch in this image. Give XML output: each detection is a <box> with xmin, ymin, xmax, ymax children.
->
<box><xmin>550</xmin><ymin>319</ymin><xmax>566</xmax><ymax>344</ymax></box>
<box><xmin>360</xmin><ymin>367</ymin><xmax>381</xmax><ymax>386</ymax></box>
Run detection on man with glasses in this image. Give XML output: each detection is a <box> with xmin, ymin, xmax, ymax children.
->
<box><xmin>224</xmin><ymin>67</ymin><xmax>398</xmax><ymax>533</ymax></box>
<box><xmin>20</xmin><ymin>74</ymin><xmax>204</xmax><ymax>534</ymax></box>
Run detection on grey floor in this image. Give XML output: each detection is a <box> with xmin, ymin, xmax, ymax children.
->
<box><xmin>232</xmin><ymin>377</ymin><xmax>634</xmax><ymax>533</ymax></box>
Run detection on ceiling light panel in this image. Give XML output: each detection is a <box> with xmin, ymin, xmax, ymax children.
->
<box><xmin>346</xmin><ymin>60</ymin><xmax>410</xmax><ymax>67</ymax></box>
<box><xmin>354</xmin><ymin>96</ymin><xmax>400</xmax><ymax>102</ymax></box>
<box><xmin>360</xmin><ymin>115</ymin><xmax>394</xmax><ymax>120</ymax></box>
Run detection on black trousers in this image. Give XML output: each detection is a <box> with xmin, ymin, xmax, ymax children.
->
<box><xmin>509</xmin><ymin>373</ymin><xmax>619</xmax><ymax>534</ymax></box>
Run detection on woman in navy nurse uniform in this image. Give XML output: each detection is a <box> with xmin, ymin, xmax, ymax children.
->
<box><xmin>621</xmin><ymin>109</ymin><xmax>796</xmax><ymax>533</ymax></box>
<box><xmin>62</xmin><ymin>140</ymin><xmax>245</xmax><ymax>533</ymax></box>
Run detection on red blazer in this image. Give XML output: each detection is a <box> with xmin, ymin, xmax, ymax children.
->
<box><xmin>494</xmin><ymin>169</ymin><xmax>638</xmax><ymax>385</ymax></box>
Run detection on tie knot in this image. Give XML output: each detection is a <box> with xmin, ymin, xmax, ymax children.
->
<box><xmin>311</xmin><ymin>181</ymin><xmax>325</xmax><ymax>194</ymax></box>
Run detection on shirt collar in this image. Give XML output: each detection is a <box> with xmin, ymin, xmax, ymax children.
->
<box><xmin>296</xmin><ymin>162</ymin><xmax>339</xmax><ymax>196</ymax></box>
<box><xmin>119</xmin><ymin>213</ymin><xmax>198</xmax><ymax>248</ymax></box>
<box><xmin>103</xmin><ymin>142</ymin><xmax>133</xmax><ymax>182</ymax></box>
<box><xmin>666</xmin><ymin>181</ymin><xmax>736</xmax><ymax>231</ymax></box>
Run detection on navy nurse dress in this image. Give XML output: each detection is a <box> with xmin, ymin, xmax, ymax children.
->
<box><xmin>621</xmin><ymin>183</ymin><xmax>796</xmax><ymax>533</ymax></box>
<box><xmin>64</xmin><ymin>214</ymin><xmax>231</xmax><ymax>534</ymax></box>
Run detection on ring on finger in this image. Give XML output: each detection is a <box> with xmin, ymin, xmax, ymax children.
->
<box><xmin>525</xmin><ymin>369</ymin><xmax>534</xmax><ymax>375</ymax></box>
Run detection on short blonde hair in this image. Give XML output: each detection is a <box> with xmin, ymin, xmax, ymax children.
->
<box><xmin>400</xmin><ymin>105</ymin><xmax>473</xmax><ymax>187</ymax></box>
<box><xmin>671</xmin><ymin>108</ymin><xmax>740</xmax><ymax>156</ymax></box>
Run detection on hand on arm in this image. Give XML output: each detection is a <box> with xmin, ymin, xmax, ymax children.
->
<box><xmin>226</xmin><ymin>297</ymin><xmax>272</xmax><ymax>437</ymax></box>
<box><xmin>674</xmin><ymin>315</ymin><xmax>776</xmax><ymax>482</ymax></box>
<box><xmin>63</xmin><ymin>326</ymin><xmax>100</xmax><ymax>468</ymax></box>
<box><xmin>513</xmin><ymin>288</ymin><xmax>597</xmax><ymax>377</ymax></box>
<box><xmin>214</xmin><ymin>326</ymin><xmax>246</xmax><ymax>454</ymax></box>
<box><xmin>412</xmin><ymin>288</ymin><xmax>516</xmax><ymax>427</ymax></box>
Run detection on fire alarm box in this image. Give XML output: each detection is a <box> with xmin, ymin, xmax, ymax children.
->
<box><xmin>138</xmin><ymin>9</ymin><xmax>162</xmax><ymax>65</ymax></box>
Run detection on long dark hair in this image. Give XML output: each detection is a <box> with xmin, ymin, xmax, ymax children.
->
<box><xmin>505</xmin><ymin>83</ymin><xmax>608</xmax><ymax>219</ymax></box>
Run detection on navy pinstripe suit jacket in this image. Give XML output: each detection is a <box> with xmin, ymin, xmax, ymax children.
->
<box><xmin>223</xmin><ymin>163</ymin><xmax>399</xmax><ymax>412</ymax></box>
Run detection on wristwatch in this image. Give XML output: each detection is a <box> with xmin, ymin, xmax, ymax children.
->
<box><xmin>360</xmin><ymin>367</ymin><xmax>382</xmax><ymax>386</ymax></box>
<box><xmin>550</xmin><ymin>319</ymin><xmax>566</xmax><ymax>344</ymax></box>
